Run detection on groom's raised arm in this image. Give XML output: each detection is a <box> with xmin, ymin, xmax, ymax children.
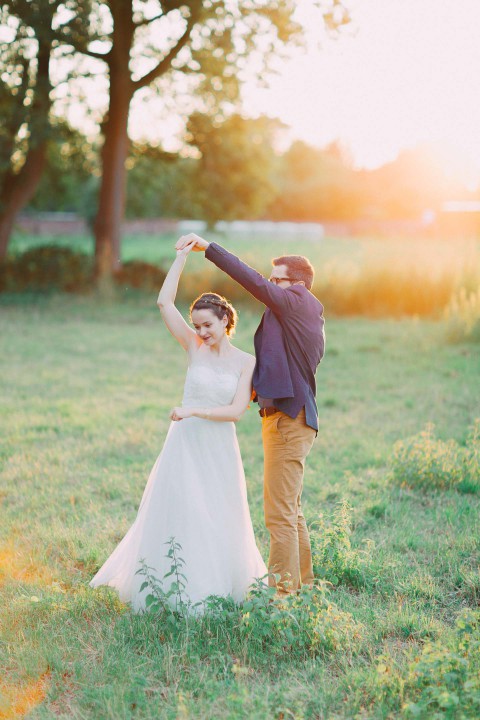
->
<box><xmin>205</xmin><ymin>242</ymin><xmax>301</xmax><ymax>312</ymax></box>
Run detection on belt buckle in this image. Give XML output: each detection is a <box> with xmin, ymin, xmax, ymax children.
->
<box><xmin>259</xmin><ymin>406</ymin><xmax>277</xmax><ymax>418</ymax></box>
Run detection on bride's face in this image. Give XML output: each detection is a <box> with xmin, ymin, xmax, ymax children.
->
<box><xmin>191</xmin><ymin>308</ymin><xmax>227</xmax><ymax>346</ymax></box>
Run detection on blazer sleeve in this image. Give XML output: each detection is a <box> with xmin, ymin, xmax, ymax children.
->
<box><xmin>205</xmin><ymin>242</ymin><xmax>301</xmax><ymax>313</ymax></box>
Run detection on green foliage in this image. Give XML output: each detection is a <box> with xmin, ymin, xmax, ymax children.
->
<box><xmin>444</xmin><ymin>287</ymin><xmax>480</xmax><ymax>343</ymax></box>
<box><xmin>113</xmin><ymin>260</ymin><xmax>166</xmax><ymax>292</ymax></box>
<box><xmin>240</xmin><ymin>578</ymin><xmax>362</xmax><ymax>661</ymax></box>
<box><xmin>403</xmin><ymin>610</ymin><xmax>480</xmax><ymax>719</ymax></box>
<box><xmin>186</xmin><ymin>113</ymin><xmax>280</xmax><ymax>228</ymax></box>
<box><xmin>126</xmin><ymin>147</ymin><xmax>198</xmax><ymax>220</ymax></box>
<box><xmin>136</xmin><ymin>538</ymin><xmax>363</xmax><ymax>662</ymax></box>
<box><xmin>1</xmin><ymin>300</ymin><xmax>479</xmax><ymax>718</ymax></box>
<box><xmin>28</xmin><ymin>122</ymin><xmax>99</xmax><ymax>220</ymax></box>
<box><xmin>0</xmin><ymin>245</ymin><xmax>93</xmax><ymax>292</ymax></box>
<box><xmin>310</xmin><ymin>500</ymin><xmax>373</xmax><ymax>587</ymax></box>
<box><xmin>391</xmin><ymin>421</ymin><xmax>480</xmax><ymax>492</ymax></box>
<box><xmin>136</xmin><ymin>538</ymin><xmax>195</xmax><ymax>625</ymax></box>
<box><xmin>0</xmin><ymin>245</ymin><xmax>167</xmax><ymax>293</ymax></box>
<box><xmin>267</xmin><ymin>141</ymin><xmax>366</xmax><ymax>222</ymax></box>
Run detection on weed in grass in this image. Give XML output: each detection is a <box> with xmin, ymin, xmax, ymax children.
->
<box><xmin>136</xmin><ymin>537</ymin><xmax>196</xmax><ymax>621</ymax></box>
<box><xmin>403</xmin><ymin>609</ymin><xmax>480</xmax><ymax>719</ymax></box>
<box><xmin>135</xmin><ymin>539</ymin><xmax>363</xmax><ymax>664</ymax></box>
<box><xmin>444</xmin><ymin>287</ymin><xmax>480</xmax><ymax>343</ymax></box>
<box><xmin>391</xmin><ymin>421</ymin><xmax>480</xmax><ymax>492</ymax></box>
<box><xmin>453</xmin><ymin>566</ymin><xmax>480</xmax><ymax>607</ymax></box>
<box><xmin>367</xmin><ymin>501</ymin><xmax>389</xmax><ymax>520</ymax></box>
<box><xmin>310</xmin><ymin>500</ymin><xmax>374</xmax><ymax>588</ymax></box>
<box><xmin>240</xmin><ymin>578</ymin><xmax>364</xmax><ymax>662</ymax></box>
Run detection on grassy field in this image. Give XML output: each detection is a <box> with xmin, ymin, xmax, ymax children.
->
<box><xmin>1</xmin><ymin>287</ymin><xmax>479</xmax><ymax>718</ymax></box>
<box><xmin>9</xmin><ymin>228</ymin><xmax>480</xmax><ymax>281</ymax></box>
<box><xmin>8</xmin><ymin>229</ymin><xmax>480</xmax><ymax>319</ymax></box>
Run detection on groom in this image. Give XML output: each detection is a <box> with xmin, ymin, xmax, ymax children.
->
<box><xmin>176</xmin><ymin>234</ymin><xmax>325</xmax><ymax>595</ymax></box>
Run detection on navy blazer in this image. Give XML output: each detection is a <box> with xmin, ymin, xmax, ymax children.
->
<box><xmin>205</xmin><ymin>242</ymin><xmax>325</xmax><ymax>431</ymax></box>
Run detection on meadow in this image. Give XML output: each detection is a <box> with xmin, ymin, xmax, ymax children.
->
<box><xmin>1</xmin><ymin>232</ymin><xmax>479</xmax><ymax>718</ymax></box>
<box><xmin>7</xmin><ymin>229</ymin><xmax>480</xmax><ymax>318</ymax></box>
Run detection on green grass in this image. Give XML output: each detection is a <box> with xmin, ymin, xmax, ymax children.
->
<box><xmin>8</xmin><ymin>229</ymin><xmax>480</xmax><ymax>319</ymax></box>
<box><xmin>9</xmin><ymin>229</ymin><xmax>480</xmax><ymax>280</ymax></box>
<box><xmin>1</xmin><ymin>293</ymin><xmax>479</xmax><ymax>718</ymax></box>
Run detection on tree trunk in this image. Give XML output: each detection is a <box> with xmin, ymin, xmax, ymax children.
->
<box><xmin>93</xmin><ymin>5</ymin><xmax>135</xmax><ymax>280</ymax></box>
<box><xmin>0</xmin><ymin>146</ymin><xmax>47</xmax><ymax>261</ymax></box>
<box><xmin>93</xmin><ymin>85</ymin><xmax>131</xmax><ymax>278</ymax></box>
<box><xmin>0</xmin><ymin>33</ymin><xmax>51</xmax><ymax>263</ymax></box>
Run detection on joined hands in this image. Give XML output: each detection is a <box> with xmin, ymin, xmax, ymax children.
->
<box><xmin>175</xmin><ymin>233</ymin><xmax>209</xmax><ymax>254</ymax></box>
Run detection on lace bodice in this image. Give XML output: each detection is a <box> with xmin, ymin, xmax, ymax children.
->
<box><xmin>182</xmin><ymin>345</ymin><xmax>251</xmax><ymax>409</ymax></box>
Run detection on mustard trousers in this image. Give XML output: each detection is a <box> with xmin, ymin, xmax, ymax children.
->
<box><xmin>262</xmin><ymin>408</ymin><xmax>316</xmax><ymax>594</ymax></box>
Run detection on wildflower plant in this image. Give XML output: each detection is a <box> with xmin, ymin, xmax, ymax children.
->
<box><xmin>310</xmin><ymin>500</ymin><xmax>374</xmax><ymax>587</ymax></box>
<box><xmin>240</xmin><ymin>578</ymin><xmax>363</xmax><ymax>660</ymax></box>
<box><xmin>135</xmin><ymin>537</ymin><xmax>199</xmax><ymax>625</ymax></box>
<box><xmin>444</xmin><ymin>287</ymin><xmax>480</xmax><ymax>343</ymax></box>
<box><xmin>391</xmin><ymin>421</ymin><xmax>480</xmax><ymax>493</ymax></box>
<box><xmin>135</xmin><ymin>538</ymin><xmax>363</xmax><ymax>661</ymax></box>
<box><xmin>403</xmin><ymin>609</ymin><xmax>480</xmax><ymax>718</ymax></box>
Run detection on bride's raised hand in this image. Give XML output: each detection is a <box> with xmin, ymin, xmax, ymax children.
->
<box><xmin>176</xmin><ymin>238</ymin><xmax>196</xmax><ymax>258</ymax></box>
<box><xmin>175</xmin><ymin>233</ymin><xmax>209</xmax><ymax>253</ymax></box>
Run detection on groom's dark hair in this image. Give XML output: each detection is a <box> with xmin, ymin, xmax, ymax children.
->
<box><xmin>273</xmin><ymin>255</ymin><xmax>314</xmax><ymax>290</ymax></box>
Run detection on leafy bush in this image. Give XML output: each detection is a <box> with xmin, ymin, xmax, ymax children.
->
<box><xmin>444</xmin><ymin>287</ymin><xmax>480</xmax><ymax>343</ymax></box>
<box><xmin>0</xmin><ymin>246</ymin><xmax>167</xmax><ymax>293</ymax></box>
<box><xmin>391</xmin><ymin>421</ymin><xmax>480</xmax><ymax>492</ymax></box>
<box><xmin>113</xmin><ymin>260</ymin><xmax>166</xmax><ymax>292</ymax></box>
<box><xmin>310</xmin><ymin>500</ymin><xmax>373</xmax><ymax>587</ymax></box>
<box><xmin>135</xmin><ymin>537</ymin><xmax>363</xmax><ymax>662</ymax></box>
<box><xmin>0</xmin><ymin>245</ymin><xmax>93</xmax><ymax>292</ymax></box>
<box><xmin>403</xmin><ymin>609</ymin><xmax>480</xmax><ymax>719</ymax></box>
<box><xmin>240</xmin><ymin>577</ymin><xmax>362</xmax><ymax>660</ymax></box>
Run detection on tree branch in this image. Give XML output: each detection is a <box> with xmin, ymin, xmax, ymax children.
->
<box><xmin>134</xmin><ymin>12</ymin><xmax>164</xmax><ymax>28</ymax></box>
<box><xmin>53</xmin><ymin>35</ymin><xmax>112</xmax><ymax>63</ymax></box>
<box><xmin>132</xmin><ymin>12</ymin><xmax>197</xmax><ymax>91</ymax></box>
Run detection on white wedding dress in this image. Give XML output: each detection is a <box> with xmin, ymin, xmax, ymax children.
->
<box><xmin>89</xmin><ymin>345</ymin><xmax>267</xmax><ymax>611</ymax></box>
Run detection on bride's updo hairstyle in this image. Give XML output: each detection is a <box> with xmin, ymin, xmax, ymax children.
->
<box><xmin>190</xmin><ymin>292</ymin><xmax>238</xmax><ymax>337</ymax></box>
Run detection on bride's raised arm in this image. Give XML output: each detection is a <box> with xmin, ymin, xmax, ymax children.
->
<box><xmin>157</xmin><ymin>241</ymin><xmax>200</xmax><ymax>351</ymax></box>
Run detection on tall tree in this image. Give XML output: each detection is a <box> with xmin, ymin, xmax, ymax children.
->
<box><xmin>186</xmin><ymin>112</ymin><xmax>280</xmax><ymax>228</ymax></box>
<box><xmin>63</xmin><ymin>1</ymin><xmax>348</xmax><ymax>279</ymax></box>
<box><xmin>0</xmin><ymin>0</ymin><xmax>92</xmax><ymax>261</ymax></box>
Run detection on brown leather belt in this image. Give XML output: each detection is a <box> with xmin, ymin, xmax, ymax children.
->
<box><xmin>259</xmin><ymin>406</ymin><xmax>279</xmax><ymax>418</ymax></box>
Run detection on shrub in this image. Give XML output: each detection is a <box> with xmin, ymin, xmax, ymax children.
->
<box><xmin>0</xmin><ymin>246</ymin><xmax>168</xmax><ymax>294</ymax></box>
<box><xmin>403</xmin><ymin>609</ymin><xmax>480</xmax><ymax>719</ymax></box>
<box><xmin>0</xmin><ymin>245</ymin><xmax>93</xmax><ymax>292</ymax></box>
<box><xmin>135</xmin><ymin>538</ymin><xmax>363</xmax><ymax>662</ymax></box>
<box><xmin>113</xmin><ymin>260</ymin><xmax>166</xmax><ymax>292</ymax></box>
<box><xmin>310</xmin><ymin>500</ymin><xmax>373</xmax><ymax>588</ymax></box>
<box><xmin>391</xmin><ymin>421</ymin><xmax>480</xmax><ymax>493</ymax></box>
<box><xmin>240</xmin><ymin>577</ymin><xmax>363</xmax><ymax>660</ymax></box>
<box><xmin>444</xmin><ymin>287</ymin><xmax>480</xmax><ymax>343</ymax></box>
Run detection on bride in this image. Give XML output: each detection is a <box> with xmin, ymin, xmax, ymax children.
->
<box><xmin>89</xmin><ymin>239</ymin><xmax>267</xmax><ymax>611</ymax></box>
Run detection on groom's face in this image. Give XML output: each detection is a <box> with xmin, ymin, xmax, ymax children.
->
<box><xmin>269</xmin><ymin>264</ymin><xmax>294</xmax><ymax>287</ymax></box>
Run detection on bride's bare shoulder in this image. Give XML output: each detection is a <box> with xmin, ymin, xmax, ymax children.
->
<box><xmin>230</xmin><ymin>346</ymin><xmax>255</xmax><ymax>370</ymax></box>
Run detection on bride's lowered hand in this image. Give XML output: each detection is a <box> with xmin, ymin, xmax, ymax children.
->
<box><xmin>169</xmin><ymin>407</ymin><xmax>194</xmax><ymax>421</ymax></box>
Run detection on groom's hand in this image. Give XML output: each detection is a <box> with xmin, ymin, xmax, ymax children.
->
<box><xmin>175</xmin><ymin>233</ymin><xmax>209</xmax><ymax>253</ymax></box>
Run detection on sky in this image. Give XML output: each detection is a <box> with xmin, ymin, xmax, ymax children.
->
<box><xmin>240</xmin><ymin>0</ymin><xmax>480</xmax><ymax>180</ymax></box>
<box><xmin>3</xmin><ymin>0</ymin><xmax>480</xmax><ymax>182</ymax></box>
